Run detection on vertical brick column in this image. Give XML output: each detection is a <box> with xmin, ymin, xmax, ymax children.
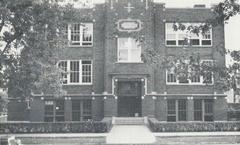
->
<box><xmin>214</xmin><ymin>97</ymin><xmax>228</xmax><ymax>121</ymax></box>
<box><xmin>64</xmin><ymin>99</ymin><xmax>72</xmax><ymax>121</ymax></box>
<box><xmin>142</xmin><ymin>96</ymin><xmax>155</xmax><ymax>117</ymax></box>
<box><xmin>104</xmin><ymin>96</ymin><xmax>117</xmax><ymax>117</ymax></box>
<box><xmin>187</xmin><ymin>99</ymin><xmax>194</xmax><ymax>121</ymax></box>
<box><xmin>155</xmin><ymin>97</ymin><xmax>167</xmax><ymax>121</ymax></box>
<box><xmin>92</xmin><ymin>97</ymin><xmax>104</xmax><ymax>121</ymax></box>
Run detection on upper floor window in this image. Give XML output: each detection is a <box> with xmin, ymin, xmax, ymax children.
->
<box><xmin>58</xmin><ymin>60</ymin><xmax>92</xmax><ymax>85</ymax></box>
<box><xmin>165</xmin><ymin>23</ymin><xmax>212</xmax><ymax>47</ymax></box>
<box><xmin>118</xmin><ymin>37</ymin><xmax>142</xmax><ymax>63</ymax></box>
<box><xmin>66</xmin><ymin>23</ymin><xmax>93</xmax><ymax>47</ymax></box>
<box><xmin>166</xmin><ymin>60</ymin><xmax>213</xmax><ymax>85</ymax></box>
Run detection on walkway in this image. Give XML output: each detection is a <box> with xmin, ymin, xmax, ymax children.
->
<box><xmin>106</xmin><ymin>125</ymin><xmax>156</xmax><ymax>144</ymax></box>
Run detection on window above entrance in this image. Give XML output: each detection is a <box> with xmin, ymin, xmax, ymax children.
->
<box><xmin>117</xmin><ymin>37</ymin><xmax>142</xmax><ymax>63</ymax></box>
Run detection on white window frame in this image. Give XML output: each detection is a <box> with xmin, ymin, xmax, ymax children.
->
<box><xmin>117</xmin><ymin>37</ymin><xmax>142</xmax><ymax>63</ymax></box>
<box><xmin>165</xmin><ymin>23</ymin><xmax>212</xmax><ymax>47</ymax></box>
<box><xmin>58</xmin><ymin>60</ymin><xmax>92</xmax><ymax>85</ymax></box>
<box><xmin>166</xmin><ymin>60</ymin><xmax>214</xmax><ymax>85</ymax></box>
<box><xmin>67</xmin><ymin>23</ymin><xmax>93</xmax><ymax>47</ymax></box>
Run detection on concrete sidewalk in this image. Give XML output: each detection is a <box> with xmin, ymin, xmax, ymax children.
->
<box><xmin>106</xmin><ymin>125</ymin><xmax>156</xmax><ymax>144</ymax></box>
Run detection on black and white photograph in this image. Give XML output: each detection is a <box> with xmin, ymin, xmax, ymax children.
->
<box><xmin>0</xmin><ymin>0</ymin><xmax>240</xmax><ymax>144</ymax></box>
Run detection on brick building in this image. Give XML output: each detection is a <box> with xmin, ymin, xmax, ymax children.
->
<box><xmin>9</xmin><ymin>0</ymin><xmax>228</xmax><ymax>122</ymax></box>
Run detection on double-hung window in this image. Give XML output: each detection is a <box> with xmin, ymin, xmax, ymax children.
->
<box><xmin>118</xmin><ymin>37</ymin><xmax>142</xmax><ymax>62</ymax></box>
<box><xmin>44</xmin><ymin>100</ymin><xmax>65</xmax><ymax>122</ymax></box>
<box><xmin>167</xmin><ymin>99</ymin><xmax>187</xmax><ymax>122</ymax></box>
<box><xmin>58</xmin><ymin>60</ymin><xmax>92</xmax><ymax>85</ymax></box>
<box><xmin>166</xmin><ymin>60</ymin><xmax>213</xmax><ymax>85</ymax></box>
<box><xmin>67</xmin><ymin>23</ymin><xmax>93</xmax><ymax>46</ymax></box>
<box><xmin>72</xmin><ymin>100</ymin><xmax>92</xmax><ymax>121</ymax></box>
<box><xmin>194</xmin><ymin>99</ymin><xmax>214</xmax><ymax>121</ymax></box>
<box><xmin>165</xmin><ymin>23</ymin><xmax>212</xmax><ymax>47</ymax></box>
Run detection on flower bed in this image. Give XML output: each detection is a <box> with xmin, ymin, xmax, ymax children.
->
<box><xmin>148</xmin><ymin>118</ymin><xmax>240</xmax><ymax>132</ymax></box>
<box><xmin>0</xmin><ymin>121</ymin><xmax>112</xmax><ymax>134</ymax></box>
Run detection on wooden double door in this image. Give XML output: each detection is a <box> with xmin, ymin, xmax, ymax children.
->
<box><xmin>117</xmin><ymin>81</ymin><xmax>142</xmax><ymax>117</ymax></box>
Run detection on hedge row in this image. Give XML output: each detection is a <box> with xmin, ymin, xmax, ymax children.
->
<box><xmin>148</xmin><ymin>118</ymin><xmax>240</xmax><ymax>132</ymax></box>
<box><xmin>0</xmin><ymin>121</ymin><xmax>112</xmax><ymax>134</ymax></box>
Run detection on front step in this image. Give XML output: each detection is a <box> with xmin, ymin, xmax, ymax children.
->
<box><xmin>113</xmin><ymin>117</ymin><xmax>146</xmax><ymax>125</ymax></box>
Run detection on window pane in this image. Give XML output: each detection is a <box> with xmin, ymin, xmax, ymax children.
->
<box><xmin>44</xmin><ymin>101</ymin><xmax>54</xmax><ymax>122</ymax></box>
<box><xmin>204</xmin><ymin>99</ymin><xmax>214</xmax><ymax>121</ymax></box>
<box><xmin>191</xmin><ymin>74</ymin><xmax>201</xmax><ymax>83</ymax></box>
<box><xmin>167</xmin><ymin>73</ymin><xmax>176</xmax><ymax>83</ymax></box>
<box><xmin>72</xmin><ymin>100</ymin><xmax>92</xmax><ymax>121</ymax></box>
<box><xmin>166</xmin><ymin>40</ymin><xmax>176</xmax><ymax>45</ymax></box>
<box><xmin>202</xmin><ymin>40</ymin><xmax>211</xmax><ymax>45</ymax></box>
<box><xmin>72</xmin><ymin>101</ymin><xmax>81</xmax><ymax>121</ymax></box>
<box><xmin>178</xmin><ymin>100</ymin><xmax>187</xmax><ymax>121</ymax></box>
<box><xmin>167</xmin><ymin>100</ymin><xmax>176</xmax><ymax>122</ymax></box>
<box><xmin>190</xmin><ymin>39</ymin><xmax>200</xmax><ymax>45</ymax></box>
<box><xmin>83</xmin><ymin>100</ymin><xmax>92</xmax><ymax>121</ymax></box>
<box><xmin>118</xmin><ymin>38</ymin><xmax>141</xmax><ymax>62</ymax></box>
<box><xmin>70</xmin><ymin>61</ymin><xmax>80</xmax><ymax>83</ymax></box>
<box><xmin>82</xmin><ymin>61</ymin><xmax>92</xmax><ymax>83</ymax></box>
<box><xmin>82</xmin><ymin>23</ymin><xmax>93</xmax><ymax>46</ymax></box>
<box><xmin>131</xmin><ymin>49</ymin><xmax>141</xmax><ymax>62</ymax></box>
<box><xmin>178</xmin><ymin>77</ymin><xmax>189</xmax><ymax>83</ymax></box>
<box><xmin>55</xmin><ymin>100</ymin><xmax>64</xmax><ymax>122</ymax></box>
<box><xmin>119</xmin><ymin>50</ymin><xmax>128</xmax><ymax>61</ymax></box>
<box><xmin>70</xmin><ymin>24</ymin><xmax>81</xmax><ymax>45</ymax></box>
<box><xmin>194</xmin><ymin>100</ymin><xmax>202</xmax><ymax>121</ymax></box>
<box><xmin>59</xmin><ymin>61</ymin><xmax>68</xmax><ymax>84</ymax></box>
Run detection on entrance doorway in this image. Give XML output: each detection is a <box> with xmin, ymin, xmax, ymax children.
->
<box><xmin>117</xmin><ymin>81</ymin><xmax>142</xmax><ymax>117</ymax></box>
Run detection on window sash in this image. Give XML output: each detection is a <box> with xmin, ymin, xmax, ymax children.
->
<box><xmin>72</xmin><ymin>100</ymin><xmax>92</xmax><ymax>121</ymax></box>
<box><xmin>194</xmin><ymin>99</ymin><xmax>214</xmax><ymax>121</ymax></box>
<box><xmin>167</xmin><ymin>99</ymin><xmax>187</xmax><ymax>122</ymax></box>
<box><xmin>165</xmin><ymin>23</ymin><xmax>212</xmax><ymax>46</ymax></box>
<box><xmin>166</xmin><ymin>60</ymin><xmax>214</xmax><ymax>85</ymax></box>
<box><xmin>44</xmin><ymin>100</ymin><xmax>65</xmax><ymax>122</ymax></box>
<box><xmin>58</xmin><ymin>60</ymin><xmax>92</xmax><ymax>85</ymax></box>
<box><xmin>118</xmin><ymin>38</ymin><xmax>142</xmax><ymax>62</ymax></box>
<box><xmin>68</xmin><ymin>23</ymin><xmax>93</xmax><ymax>46</ymax></box>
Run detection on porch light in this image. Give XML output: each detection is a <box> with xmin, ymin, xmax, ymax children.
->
<box><xmin>141</xmin><ymin>96</ymin><xmax>145</xmax><ymax>99</ymax></box>
<box><xmin>104</xmin><ymin>96</ymin><xmax>107</xmax><ymax>100</ymax></box>
<box><xmin>152</xmin><ymin>96</ymin><xmax>157</xmax><ymax>100</ymax></box>
<box><xmin>114</xmin><ymin>96</ymin><xmax>118</xmax><ymax>100</ymax></box>
<box><xmin>92</xmin><ymin>97</ymin><xmax>95</xmax><ymax>100</ymax></box>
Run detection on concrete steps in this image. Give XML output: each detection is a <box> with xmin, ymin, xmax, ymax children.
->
<box><xmin>112</xmin><ymin>117</ymin><xmax>147</xmax><ymax>125</ymax></box>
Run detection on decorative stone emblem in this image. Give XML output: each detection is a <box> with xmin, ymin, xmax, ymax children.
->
<box><xmin>124</xmin><ymin>2</ymin><xmax>135</xmax><ymax>13</ymax></box>
<box><xmin>117</xmin><ymin>19</ymin><xmax>142</xmax><ymax>32</ymax></box>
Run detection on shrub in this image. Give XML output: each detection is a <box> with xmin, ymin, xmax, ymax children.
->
<box><xmin>0</xmin><ymin>121</ymin><xmax>111</xmax><ymax>134</ymax></box>
<box><xmin>148</xmin><ymin>118</ymin><xmax>240</xmax><ymax>132</ymax></box>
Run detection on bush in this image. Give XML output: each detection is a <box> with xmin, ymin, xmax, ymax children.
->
<box><xmin>0</xmin><ymin>121</ymin><xmax>111</xmax><ymax>134</ymax></box>
<box><xmin>148</xmin><ymin>118</ymin><xmax>240</xmax><ymax>132</ymax></box>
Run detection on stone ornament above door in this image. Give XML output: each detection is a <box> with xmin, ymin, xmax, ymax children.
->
<box><xmin>117</xmin><ymin>18</ymin><xmax>142</xmax><ymax>32</ymax></box>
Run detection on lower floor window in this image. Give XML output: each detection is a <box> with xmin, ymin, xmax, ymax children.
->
<box><xmin>167</xmin><ymin>99</ymin><xmax>187</xmax><ymax>122</ymax></box>
<box><xmin>194</xmin><ymin>99</ymin><xmax>214</xmax><ymax>121</ymax></box>
<box><xmin>44</xmin><ymin>100</ymin><xmax>65</xmax><ymax>122</ymax></box>
<box><xmin>72</xmin><ymin>100</ymin><xmax>92</xmax><ymax>121</ymax></box>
